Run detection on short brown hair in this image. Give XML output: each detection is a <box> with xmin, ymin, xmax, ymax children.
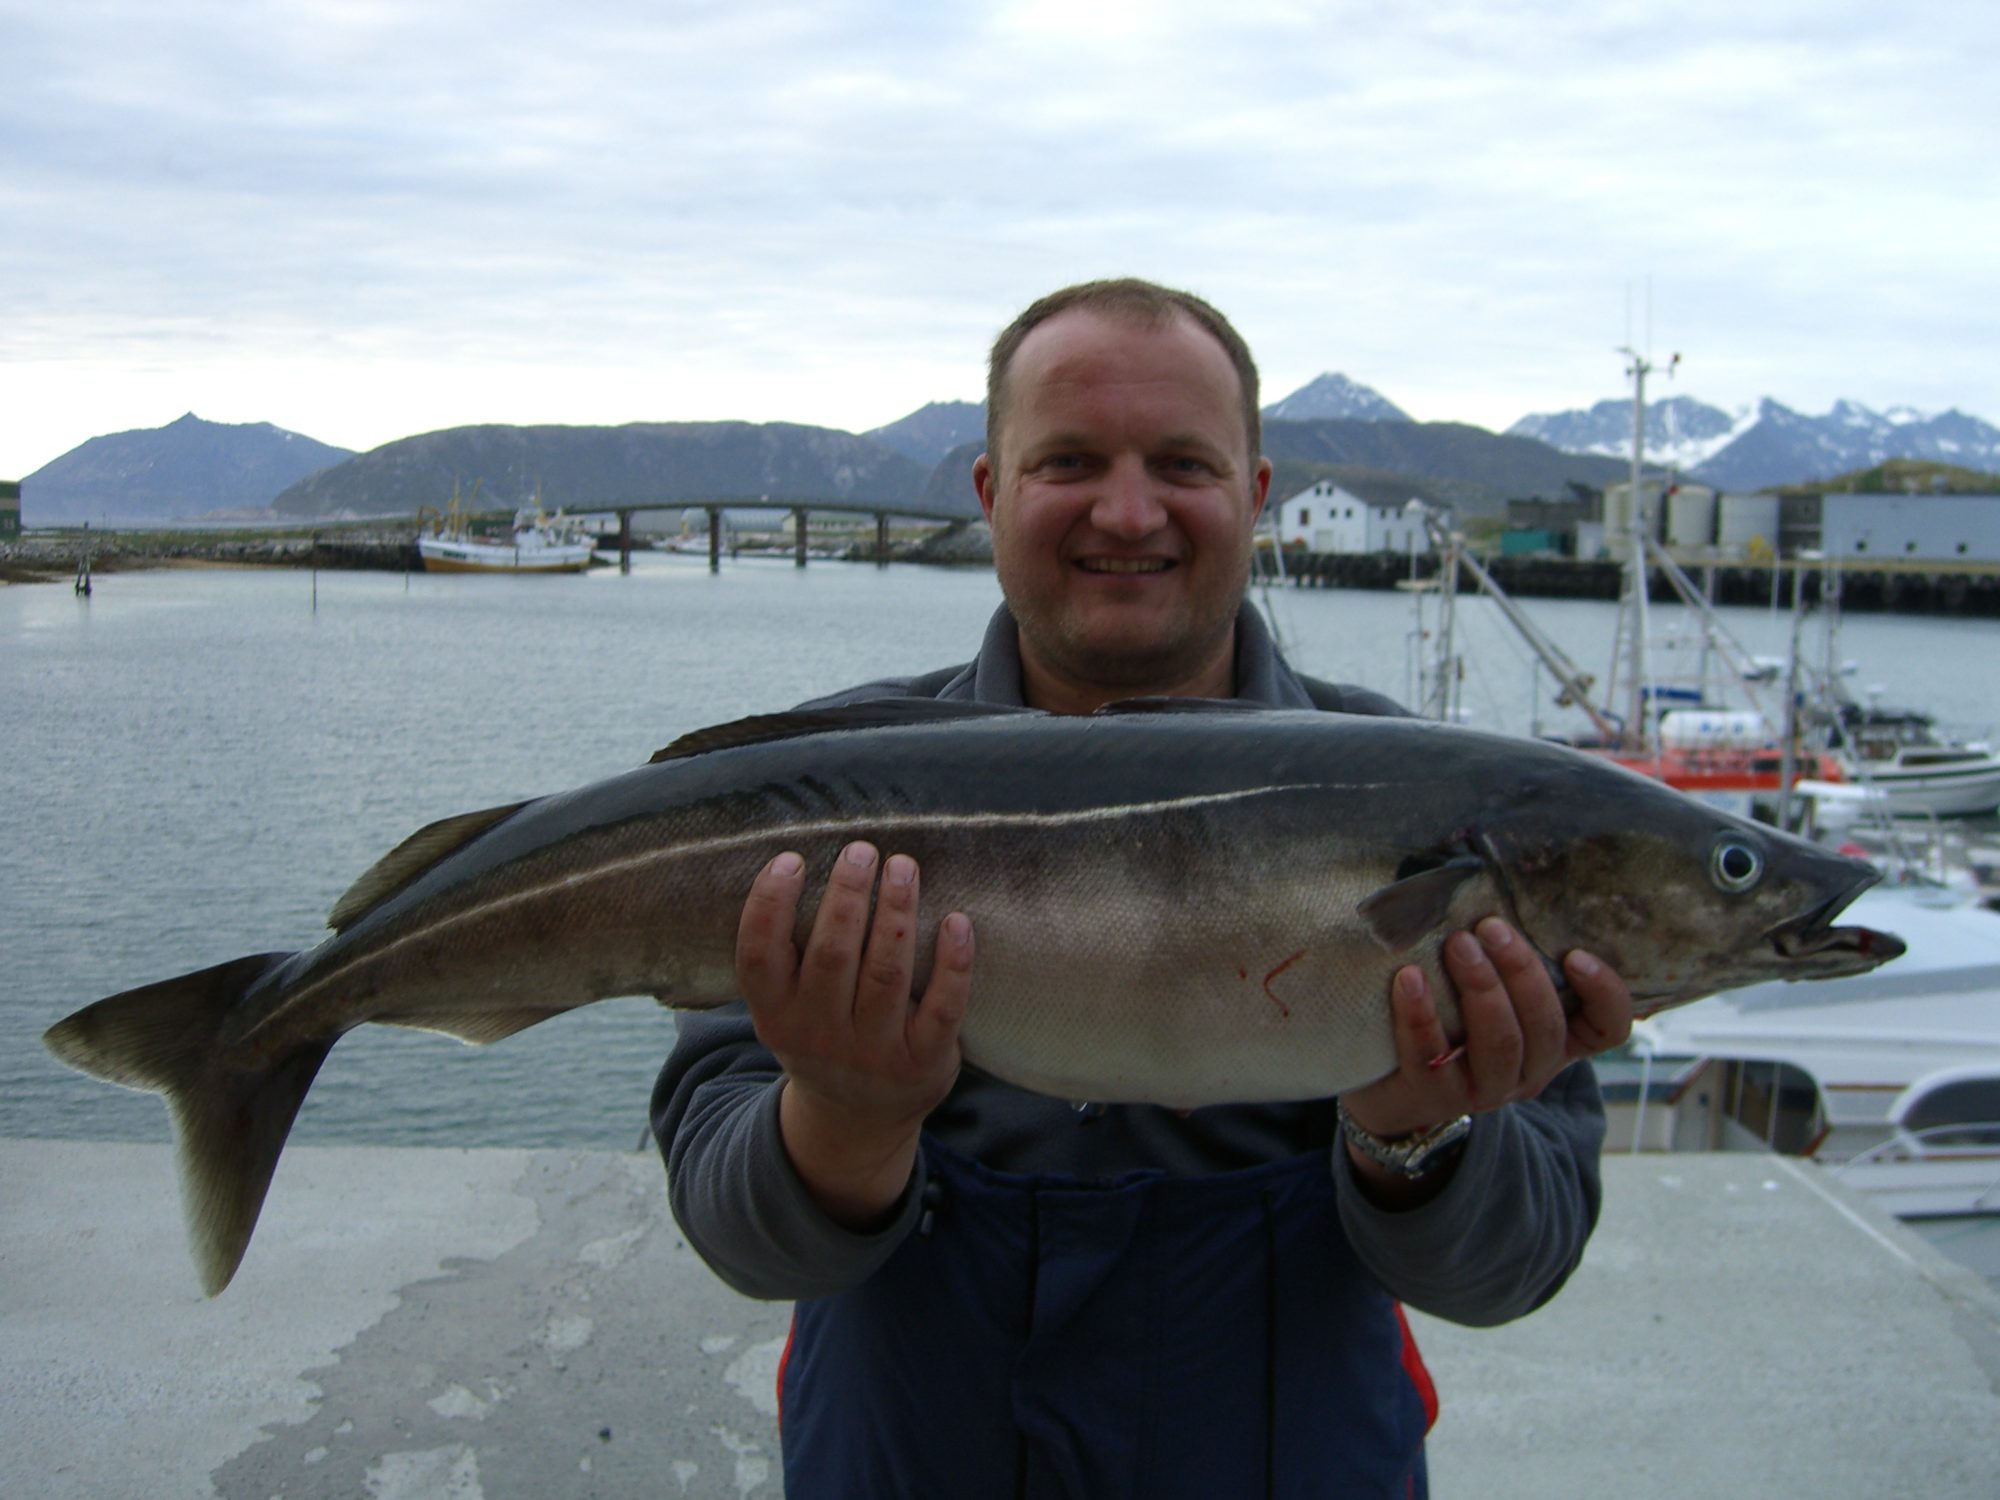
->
<box><xmin>985</xmin><ymin>277</ymin><xmax>1262</xmax><ymax>469</ymax></box>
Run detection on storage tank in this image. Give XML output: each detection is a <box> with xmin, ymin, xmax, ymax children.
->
<box><xmin>1666</xmin><ymin>485</ymin><xmax>1717</xmax><ymax>549</ymax></box>
<box><xmin>1602</xmin><ymin>480</ymin><xmax>1665</xmax><ymax>557</ymax></box>
<box><xmin>1718</xmin><ymin>493</ymin><xmax>1781</xmax><ymax>559</ymax></box>
<box><xmin>1658</xmin><ymin>709</ymin><xmax>1773</xmax><ymax>750</ymax></box>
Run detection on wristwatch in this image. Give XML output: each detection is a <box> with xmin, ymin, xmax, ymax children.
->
<box><xmin>1336</xmin><ymin>1102</ymin><xmax>1472</xmax><ymax>1178</ymax></box>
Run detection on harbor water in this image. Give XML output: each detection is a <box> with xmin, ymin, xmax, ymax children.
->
<box><xmin>5</xmin><ymin>553</ymin><xmax>1998</xmax><ymax>1150</ymax></box>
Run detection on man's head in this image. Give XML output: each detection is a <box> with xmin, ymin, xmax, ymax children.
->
<box><xmin>972</xmin><ymin>278</ymin><xmax>1273</xmax><ymax>715</ymax></box>
<box><xmin>985</xmin><ymin>278</ymin><xmax>1262</xmax><ymax>473</ymax></box>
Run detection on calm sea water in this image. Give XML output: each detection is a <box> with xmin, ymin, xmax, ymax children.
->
<box><xmin>5</xmin><ymin>554</ymin><xmax>1997</xmax><ymax>1150</ymax></box>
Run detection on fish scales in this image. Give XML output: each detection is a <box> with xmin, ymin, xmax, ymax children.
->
<box><xmin>43</xmin><ymin>700</ymin><xmax>1903</xmax><ymax>1294</ymax></box>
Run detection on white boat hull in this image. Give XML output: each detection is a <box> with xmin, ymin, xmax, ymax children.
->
<box><xmin>1841</xmin><ymin>758</ymin><xmax>2000</xmax><ymax>817</ymax></box>
<box><xmin>417</xmin><ymin>536</ymin><xmax>595</xmax><ymax>574</ymax></box>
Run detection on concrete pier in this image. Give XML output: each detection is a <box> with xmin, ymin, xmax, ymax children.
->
<box><xmin>4</xmin><ymin>1140</ymin><xmax>1996</xmax><ymax>1498</ymax></box>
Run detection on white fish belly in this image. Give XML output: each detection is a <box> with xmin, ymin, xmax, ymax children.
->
<box><xmin>951</xmin><ymin>864</ymin><xmax>1410</xmax><ymax>1109</ymax></box>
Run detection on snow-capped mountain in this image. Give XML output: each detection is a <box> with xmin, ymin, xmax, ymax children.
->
<box><xmin>1263</xmin><ymin>373</ymin><xmax>1411</xmax><ymax>424</ymax></box>
<box><xmin>1507</xmin><ymin>398</ymin><xmax>2000</xmax><ymax>490</ymax></box>
<box><xmin>1506</xmin><ymin>397</ymin><xmax>1748</xmax><ymax>473</ymax></box>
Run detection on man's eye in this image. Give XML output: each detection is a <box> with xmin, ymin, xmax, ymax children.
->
<box><xmin>1164</xmin><ymin>457</ymin><xmax>1211</xmax><ymax>475</ymax></box>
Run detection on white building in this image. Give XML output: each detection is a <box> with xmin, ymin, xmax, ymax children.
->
<box><xmin>1818</xmin><ymin>493</ymin><xmax>2000</xmax><ymax>564</ymax></box>
<box><xmin>1270</xmin><ymin>479</ymin><xmax>1440</xmax><ymax>555</ymax></box>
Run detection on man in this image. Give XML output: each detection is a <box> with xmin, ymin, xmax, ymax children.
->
<box><xmin>654</xmin><ymin>279</ymin><xmax>1633</xmax><ymax>1497</ymax></box>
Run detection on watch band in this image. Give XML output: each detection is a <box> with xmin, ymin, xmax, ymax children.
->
<box><xmin>1337</xmin><ymin>1102</ymin><xmax>1472</xmax><ymax>1177</ymax></box>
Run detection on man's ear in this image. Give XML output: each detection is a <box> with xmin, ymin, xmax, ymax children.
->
<box><xmin>1249</xmin><ymin>457</ymin><xmax>1273</xmax><ymax>524</ymax></box>
<box><xmin>973</xmin><ymin>453</ymin><xmax>998</xmax><ymax>524</ymax></box>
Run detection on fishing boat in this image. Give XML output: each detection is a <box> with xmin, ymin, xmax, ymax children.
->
<box><xmin>1412</xmin><ymin>504</ymin><xmax>1845</xmax><ymax>822</ymax></box>
<box><xmin>416</xmin><ymin>484</ymin><xmax>596</xmax><ymax>574</ymax></box>
<box><xmin>1825</xmin><ymin>699</ymin><xmax>2000</xmax><ymax>817</ymax></box>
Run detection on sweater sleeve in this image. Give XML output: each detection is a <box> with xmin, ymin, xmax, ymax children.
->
<box><xmin>1332</xmin><ymin>1061</ymin><xmax>1608</xmax><ymax>1327</ymax></box>
<box><xmin>650</xmin><ymin>1004</ymin><xmax>927</xmax><ymax>1301</ymax></box>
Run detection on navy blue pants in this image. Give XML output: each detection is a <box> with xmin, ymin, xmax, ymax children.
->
<box><xmin>778</xmin><ymin>1142</ymin><xmax>1435</xmax><ymax>1499</ymax></box>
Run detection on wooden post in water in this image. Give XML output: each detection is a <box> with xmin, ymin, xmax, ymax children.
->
<box><xmin>875</xmin><ymin>512</ymin><xmax>890</xmax><ymax>567</ymax></box>
<box><xmin>708</xmin><ymin>508</ymin><xmax>722</xmax><ymax>574</ymax></box>
<box><xmin>794</xmin><ymin>506</ymin><xmax>808</xmax><ymax>568</ymax></box>
<box><xmin>618</xmin><ymin>509</ymin><xmax>633</xmax><ymax>575</ymax></box>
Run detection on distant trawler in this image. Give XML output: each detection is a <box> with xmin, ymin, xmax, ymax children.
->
<box><xmin>416</xmin><ymin>483</ymin><xmax>595</xmax><ymax>575</ymax></box>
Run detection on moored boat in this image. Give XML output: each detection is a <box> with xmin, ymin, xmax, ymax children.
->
<box><xmin>1828</xmin><ymin>701</ymin><xmax>2000</xmax><ymax>817</ymax></box>
<box><xmin>1611</xmin><ymin>875</ymin><xmax>2000</xmax><ymax>1223</ymax></box>
<box><xmin>417</xmin><ymin>486</ymin><xmax>596</xmax><ymax>574</ymax></box>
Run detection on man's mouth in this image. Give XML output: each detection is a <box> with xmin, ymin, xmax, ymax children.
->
<box><xmin>1077</xmin><ymin>558</ymin><xmax>1174</xmax><ymax>574</ymax></box>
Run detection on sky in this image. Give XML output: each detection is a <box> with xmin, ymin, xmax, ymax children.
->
<box><xmin>3</xmin><ymin>0</ymin><xmax>1995</xmax><ymax>479</ymax></box>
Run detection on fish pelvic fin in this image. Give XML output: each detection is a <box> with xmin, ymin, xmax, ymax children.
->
<box><xmin>42</xmin><ymin>953</ymin><xmax>330</xmax><ymax>1297</ymax></box>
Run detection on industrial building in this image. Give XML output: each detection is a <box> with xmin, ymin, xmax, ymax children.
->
<box><xmin>1818</xmin><ymin>493</ymin><xmax>2000</xmax><ymax>564</ymax></box>
<box><xmin>0</xmin><ymin>480</ymin><xmax>18</xmax><ymax>539</ymax></box>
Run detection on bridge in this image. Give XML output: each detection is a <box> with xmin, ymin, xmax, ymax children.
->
<box><xmin>583</xmin><ymin>495</ymin><xmax>978</xmax><ymax>573</ymax></box>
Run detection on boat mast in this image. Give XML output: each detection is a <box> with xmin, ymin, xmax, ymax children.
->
<box><xmin>1617</xmin><ymin>345</ymin><xmax>1655</xmax><ymax>754</ymax></box>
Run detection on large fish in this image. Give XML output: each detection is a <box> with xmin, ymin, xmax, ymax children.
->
<box><xmin>46</xmin><ymin>699</ymin><xmax>1901</xmax><ymax>1294</ymax></box>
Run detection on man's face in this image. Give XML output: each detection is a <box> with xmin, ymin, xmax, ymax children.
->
<box><xmin>974</xmin><ymin>307</ymin><xmax>1272</xmax><ymax>711</ymax></box>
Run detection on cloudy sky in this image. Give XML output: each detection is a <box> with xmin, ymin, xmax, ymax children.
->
<box><xmin>3</xmin><ymin>0</ymin><xmax>1993</xmax><ymax>479</ymax></box>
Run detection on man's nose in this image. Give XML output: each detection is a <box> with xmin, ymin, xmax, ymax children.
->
<box><xmin>1088</xmin><ymin>459</ymin><xmax>1168</xmax><ymax>538</ymax></box>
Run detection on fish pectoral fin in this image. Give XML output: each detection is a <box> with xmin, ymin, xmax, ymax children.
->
<box><xmin>328</xmin><ymin>802</ymin><xmax>530</xmax><ymax>932</ymax></box>
<box><xmin>372</xmin><ymin>1006</ymin><xmax>565</xmax><ymax>1044</ymax></box>
<box><xmin>1358</xmin><ymin>856</ymin><xmax>1487</xmax><ymax>953</ymax></box>
<box><xmin>649</xmin><ymin>698</ymin><xmax>1034</xmax><ymax>763</ymax></box>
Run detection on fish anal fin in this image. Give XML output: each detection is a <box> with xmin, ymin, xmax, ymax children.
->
<box><xmin>372</xmin><ymin>1006</ymin><xmax>565</xmax><ymax>1045</ymax></box>
<box><xmin>42</xmin><ymin>952</ymin><xmax>324</xmax><ymax>1297</ymax></box>
<box><xmin>650</xmin><ymin>699</ymin><xmax>1033</xmax><ymax>764</ymax></box>
<box><xmin>329</xmin><ymin>802</ymin><xmax>529</xmax><ymax>932</ymax></box>
<box><xmin>1358</xmin><ymin>856</ymin><xmax>1488</xmax><ymax>953</ymax></box>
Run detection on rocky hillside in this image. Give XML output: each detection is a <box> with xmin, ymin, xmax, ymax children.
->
<box><xmin>272</xmin><ymin>421</ymin><xmax>932</xmax><ymax>519</ymax></box>
<box><xmin>22</xmin><ymin>414</ymin><xmax>353</xmax><ymax>524</ymax></box>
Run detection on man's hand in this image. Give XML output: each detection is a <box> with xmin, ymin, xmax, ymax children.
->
<box><xmin>1338</xmin><ymin>917</ymin><xmax>1633</xmax><ymax>1204</ymax></box>
<box><xmin>736</xmin><ymin>843</ymin><xmax>972</xmax><ymax>1230</ymax></box>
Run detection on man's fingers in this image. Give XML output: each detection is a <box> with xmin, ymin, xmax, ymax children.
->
<box><xmin>1563</xmin><ymin>950</ymin><xmax>1634</xmax><ymax>1058</ymax></box>
<box><xmin>736</xmin><ymin>850</ymin><xmax>806</xmax><ymax>1008</ymax></box>
<box><xmin>852</xmin><ymin>853</ymin><xmax>921</xmax><ymax>1038</ymax></box>
<box><xmin>1477</xmin><ymin>919</ymin><xmax>1568</xmax><ymax>1078</ymax></box>
<box><xmin>1390</xmin><ymin>964</ymin><xmax>1451</xmax><ymax>1069</ymax></box>
<box><xmin>798</xmin><ymin>841</ymin><xmax>882</xmax><ymax>1014</ymax></box>
<box><xmin>909</xmin><ymin>911</ymin><xmax>974</xmax><ymax>1063</ymax></box>
<box><xmin>1443</xmin><ymin>927</ymin><xmax>1525</xmax><ymax>1107</ymax></box>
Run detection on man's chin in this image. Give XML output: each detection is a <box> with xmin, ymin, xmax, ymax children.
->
<box><xmin>1040</xmin><ymin>620</ymin><xmax>1225</xmax><ymax>694</ymax></box>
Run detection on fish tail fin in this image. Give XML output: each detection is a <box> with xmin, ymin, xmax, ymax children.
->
<box><xmin>42</xmin><ymin>953</ymin><xmax>328</xmax><ymax>1296</ymax></box>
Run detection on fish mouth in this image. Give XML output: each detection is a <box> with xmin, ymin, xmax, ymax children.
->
<box><xmin>1766</xmin><ymin>868</ymin><xmax>1906</xmax><ymax>973</ymax></box>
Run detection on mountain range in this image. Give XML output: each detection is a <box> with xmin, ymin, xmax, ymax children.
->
<box><xmin>1507</xmin><ymin>396</ymin><xmax>2000</xmax><ymax>491</ymax></box>
<box><xmin>268</xmin><ymin>421</ymin><xmax>935</xmax><ymax>521</ymax></box>
<box><xmin>17</xmin><ymin>376</ymin><xmax>1996</xmax><ymax>527</ymax></box>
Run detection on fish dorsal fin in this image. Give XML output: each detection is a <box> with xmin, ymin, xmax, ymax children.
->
<box><xmin>1091</xmin><ymin>697</ymin><xmax>1268</xmax><ymax>716</ymax></box>
<box><xmin>1357</xmin><ymin>855</ymin><xmax>1487</xmax><ymax>953</ymax></box>
<box><xmin>649</xmin><ymin>699</ymin><xmax>1036</xmax><ymax>764</ymax></box>
<box><xmin>328</xmin><ymin>802</ymin><xmax>528</xmax><ymax>932</ymax></box>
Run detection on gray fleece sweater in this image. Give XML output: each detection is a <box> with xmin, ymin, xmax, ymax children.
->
<box><xmin>651</xmin><ymin>604</ymin><xmax>1608</xmax><ymax>1325</ymax></box>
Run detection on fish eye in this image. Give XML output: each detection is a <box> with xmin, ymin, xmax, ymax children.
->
<box><xmin>1710</xmin><ymin>839</ymin><xmax>1764</xmax><ymax>894</ymax></box>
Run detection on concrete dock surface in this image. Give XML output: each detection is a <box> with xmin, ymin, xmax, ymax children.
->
<box><xmin>4</xmin><ymin>1139</ymin><xmax>1996</xmax><ymax>1499</ymax></box>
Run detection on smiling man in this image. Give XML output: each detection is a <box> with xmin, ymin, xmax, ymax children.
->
<box><xmin>654</xmin><ymin>278</ymin><xmax>1633</xmax><ymax>1499</ymax></box>
<box><xmin>973</xmin><ymin>285</ymin><xmax>1273</xmax><ymax>710</ymax></box>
